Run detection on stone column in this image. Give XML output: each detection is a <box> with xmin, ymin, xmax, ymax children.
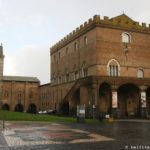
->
<box><xmin>91</xmin><ymin>83</ymin><xmax>99</xmax><ymax>119</ymax></box>
<box><xmin>80</xmin><ymin>85</ymin><xmax>90</xmax><ymax>118</ymax></box>
<box><xmin>87</xmin><ymin>83</ymin><xmax>99</xmax><ymax>119</ymax></box>
<box><xmin>111</xmin><ymin>85</ymin><xmax>119</xmax><ymax>118</ymax></box>
<box><xmin>139</xmin><ymin>86</ymin><xmax>147</xmax><ymax>118</ymax></box>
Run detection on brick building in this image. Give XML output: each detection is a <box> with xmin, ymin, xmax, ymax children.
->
<box><xmin>39</xmin><ymin>83</ymin><xmax>52</xmax><ymax>111</ymax></box>
<box><xmin>48</xmin><ymin>14</ymin><xmax>150</xmax><ymax>118</ymax></box>
<box><xmin>1</xmin><ymin>14</ymin><xmax>150</xmax><ymax>118</ymax></box>
<box><xmin>0</xmin><ymin>45</ymin><xmax>40</xmax><ymax>113</ymax></box>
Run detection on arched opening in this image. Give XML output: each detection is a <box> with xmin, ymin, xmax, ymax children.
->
<box><xmin>61</xmin><ymin>101</ymin><xmax>69</xmax><ymax>115</ymax></box>
<box><xmin>118</xmin><ymin>84</ymin><xmax>140</xmax><ymax>117</ymax></box>
<box><xmin>15</xmin><ymin>104</ymin><xmax>24</xmax><ymax>112</ymax></box>
<box><xmin>146</xmin><ymin>87</ymin><xmax>150</xmax><ymax>116</ymax></box>
<box><xmin>2</xmin><ymin>104</ymin><xmax>9</xmax><ymax>111</ymax></box>
<box><xmin>27</xmin><ymin>103</ymin><xmax>37</xmax><ymax>114</ymax></box>
<box><xmin>70</xmin><ymin>88</ymin><xmax>80</xmax><ymax>116</ymax></box>
<box><xmin>99</xmin><ymin>83</ymin><xmax>112</xmax><ymax>115</ymax></box>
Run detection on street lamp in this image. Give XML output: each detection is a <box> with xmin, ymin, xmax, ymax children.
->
<box><xmin>92</xmin><ymin>104</ymin><xmax>95</xmax><ymax>119</ymax></box>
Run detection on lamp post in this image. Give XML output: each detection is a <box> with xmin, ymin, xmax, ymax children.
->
<box><xmin>88</xmin><ymin>101</ymin><xmax>91</xmax><ymax>118</ymax></box>
<box><xmin>92</xmin><ymin>104</ymin><xmax>95</xmax><ymax>119</ymax></box>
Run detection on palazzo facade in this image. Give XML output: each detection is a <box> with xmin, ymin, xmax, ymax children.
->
<box><xmin>1</xmin><ymin>14</ymin><xmax>150</xmax><ymax>119</ymax></box>
<box><xmin>49</xmin><ymin>14</ymin><xmax>150</xmax><ymax>118</ymax></box>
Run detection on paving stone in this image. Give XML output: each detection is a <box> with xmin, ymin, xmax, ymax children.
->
<box><xmin>0</xmin><ymin>120</ymin><xmax>149</xmax><ymax>150</ymax></box>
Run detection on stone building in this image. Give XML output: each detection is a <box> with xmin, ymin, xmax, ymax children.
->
<box><xmin>0</xmin><ymin>45</ymin><xmax>40</xmax><ymax>113</ymax></box>
<box><xmin>39</xmin><ymin>83</ymin><xmax>52</xmax><ymax>111</ymax></box>
<box><xmin>49</xmin><ymin>14</ymin><xmax>150</xmax><ymax>118</ymax></box>
<box><xmin>1</xmin><ymin>13</ymin><xmax>150</xmax><ymax>118</ymax></box>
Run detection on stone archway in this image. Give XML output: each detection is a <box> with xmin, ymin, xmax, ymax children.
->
<box><xmin>146</xmin><ymin>87</ymin><xmax>150</xmax><ymax>116</ymax></box>
<box><xmin>118</xmin><ymin>83</ymin><xmax>140</xmax><ymax>117</ymax></box>
<box><xmin>70</xmin><ymin>88</ymin><xmax>80</xmax><ymax>116</ymax></box>
<box><xmin>27</xmin><ymin>103</ymin><xmax>37</xmax><ymax>114</ymax></box>
<box><xmin>15</xmin><ymin>104</ymin><xmax>24</xmax><ymax>112</ymax></box>
<box><xmin>2</xmin><ymin>104</ymin><xmax>10</xmax><ymax>111</ymax></box>
<box><xmin>99</xmin><ymin>83</ymin><xmax>112</xmax><ymax>115</ymax></box>
<box><xmin>61</xmin><ymin>101</ymin><xmax>69</xmax><ymax>115</ymax></box>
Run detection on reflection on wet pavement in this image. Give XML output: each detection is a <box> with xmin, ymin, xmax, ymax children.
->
<box><xmin>0</xmin><ymin>122</ymin><xmax>113</xmax><ymax>147</ymax></box>
<box><xmin>0</xmin><ymin>120</ymin><xmax>150</xmax><ymax>150</ymax></box>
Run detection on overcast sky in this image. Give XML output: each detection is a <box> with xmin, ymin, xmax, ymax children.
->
<box><xmin>0</xmin><ymin>0</ymin><xmax>150</xmax><ymax>84</ymax></box>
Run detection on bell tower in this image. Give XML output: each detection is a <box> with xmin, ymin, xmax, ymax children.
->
<box><xmin>0</xmin><ymin>44</ymin><xmax>4</xmax><ymax>107</ymax></box>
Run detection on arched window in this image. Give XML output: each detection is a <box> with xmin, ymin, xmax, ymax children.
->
<box><xmin>122</xmin><ymin>32</ymin><xmax>131</xmax><ymax>43</ymax></box>
<box><xmin>107</xmin><ymin>59</ymin><xmax>120</xmax><ymax>77</ymax></box>
<box><xmin>137</xmin><ymin>69</ymin><xmax>144</xmax><ymax>78</ymax></box>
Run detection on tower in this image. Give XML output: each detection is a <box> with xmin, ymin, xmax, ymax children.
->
<box><xmin>0</xmin><ymin>44</ymin><xmax>4</xmax><ymax>107</ymax></box>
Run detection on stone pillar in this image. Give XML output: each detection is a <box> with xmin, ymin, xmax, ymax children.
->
<box><xmin>90</xmin><ymin>83</ymin><xmax>99</xmax><ymax>119</ymax></box>
<box><xmin>111</xmin><ymin>85</ymin><xmax>119</xmax><ymax>118</ymax></box>
<box><xmin>139</xmin><ymin>86</ymin><xmax>147</xmax><ymax>118</ymax></box>
<box><xmin>86</xmin><ymin>84</ymin><xmax>99</xmax><ymax>119</ymax></box>
<box><xmin>80</xmin><ymin>86</ymin><xmax>89</xmax><ymax>106</ymax></box>
<box><xmin>80</xmin><ymin>85</ymin><xmax>90</xmax><ymax>118</ymax></box>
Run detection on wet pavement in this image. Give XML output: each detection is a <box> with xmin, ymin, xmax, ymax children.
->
<box><xmin>0</xmin><ymin>120</ymin><xmax>150</xmax><ymax>150</ymax></box>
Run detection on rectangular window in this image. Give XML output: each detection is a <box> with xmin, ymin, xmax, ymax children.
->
<box><xmin>74</xmin><ymin>42</ymin><xmax>78</xmax><ymax>51</ymax></box>
<box><xmin>74</xmin><ymin>71</ymin><xmax>79</xmax><ymax>80</ymax></box>
<box><xmin>109</xmin><ymin>65</ymin><xmax>119</xmax><ymax>77</ymax></box>
<box><xmin>67</xmin><ymin>74</ymin><xmax>69</xmax><ymax>82</ymax></box>
<box><xmin>84</xmin><ymin>36</ymin><xmax>87</xmax><ymax>46</ymax></box>
<box><xmin>66</xmin><ymin>47</ymin><xmax>68</xmax><ymax>55</ymax></box>
<box><xmin>58</xmin><ymin>52</ymin><xmax>60</xmax><ymax>59</ymax></box>
<box><xmin>65</xmin><ymin>74</ymin><xmax>69</xmax><ymax>82</ymax></box>
<box><xmin>116</xmin><ymin>66</ymin><xmax>118</xmax><ymax>76</ymax></box>
<box><xmin>58</xmin><ymin>76</ymin><xmax>61</xmax><ymax>84</ymax></box>
<box><xmin>54</xmin><ymin>55</ymin><xmax>56</xmax><ymax>61</ymax></box>
<box><xmin>83</xmin><ymin>69</ymin><xmax>88</xmax><ymax>77</ymax></box>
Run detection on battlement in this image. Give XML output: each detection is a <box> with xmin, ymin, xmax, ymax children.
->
<box><xmin>50</xmin><ymin>14</ymin><xmax>150</xmax><ymax>54</ymax></box>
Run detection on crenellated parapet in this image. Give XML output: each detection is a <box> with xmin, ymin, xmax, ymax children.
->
<box><xmin>50</xmin><ymin>14</ymin><xmax>150</xmax><ymax>54</ymax></box>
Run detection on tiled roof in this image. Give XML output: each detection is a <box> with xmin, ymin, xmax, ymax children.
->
<box><xmin>3</xmin><ymin>76</ymin><xmax>40</xmax><ymax>82</ymax></box>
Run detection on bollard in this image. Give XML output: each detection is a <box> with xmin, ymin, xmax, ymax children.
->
<box><xmin>108</xmin><ymin>117</ymin><xmax>114</xmax><ymax>123</ymax></box>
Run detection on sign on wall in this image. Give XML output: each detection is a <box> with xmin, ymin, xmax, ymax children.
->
<box><xmin>112</xmin><ymin>92</ymin><xmax>118</xmax><ymax>108</ymax></box>
<box><xmin>141</xmin><ymin>92</ymin><xmax>146</xmax><ymax>108</ymax></box>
